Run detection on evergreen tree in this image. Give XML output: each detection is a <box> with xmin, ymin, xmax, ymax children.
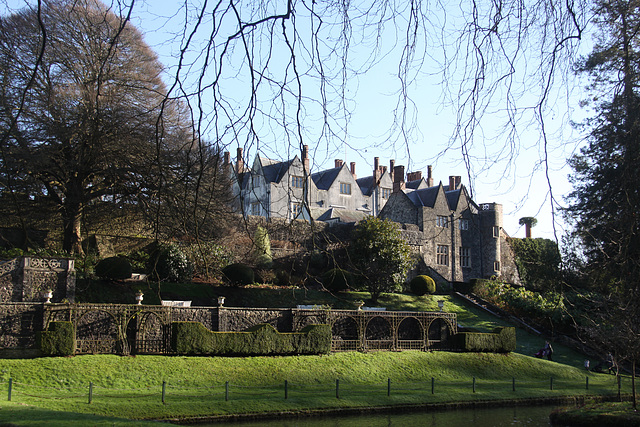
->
<box><xmin>349</xmin><ymin>217</ymin><xmax>413</xmax><ymax>303</ymax></box>
<box><xmin>565</xmin><ymin>0</ymin><xmax>640</xmax><ymax>409</ymax></box>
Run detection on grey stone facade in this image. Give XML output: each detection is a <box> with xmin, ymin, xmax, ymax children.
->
<box><xmin>0</xmin><ymin>257</ymin><xmax>76</xmax><ymax>303</ymax></box>
<box><xmin>227</xmin><ymin>147</ymin><xmax>520</xmax><ymax>285</ymax></box>
<box><xmin>0</xmin><ymin>303</ymin><xmax>457</xmax><ymax>355</ymax></box>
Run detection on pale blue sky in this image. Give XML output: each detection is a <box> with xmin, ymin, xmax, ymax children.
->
<box><xmin>2</xmin><ymin>0</ymin><xmax>593</xmax><ymax>242</ymax></box>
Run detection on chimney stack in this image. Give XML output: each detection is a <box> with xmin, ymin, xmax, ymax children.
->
<box><xmin>302</xmin><ymin>145</ymin><xmax>309</xmax><ymax>173</ymax></box>
<box><xmin>350</xmin><ymin>162</ymin><xmax>356</xmax><ymax>179</ymax></box>
<box><xmin>390</xmin><ymin>159</ymin><xmax>395</xmax><ymax>181</ymax></box>
<box><xmin>448</xmin><ymin>175</ymin><xmax>461</xmax><ymax>190</ymax></box>
<box><xmin>374</xmin><ymin>157</ymin><xmax>380</xmax><ymax>180</ymax></box>
<box><xmin>236</xmin><ymin>147</ymin><xmax>244</xmax><ymax>173</ymax></box>
<box><xmin>335</xmin><ymin>159</ymin><xmax>344</xmax><ymax>168</ymax></box>
<box><xmin>407</xmin><ymin>171</ymin><xmax>422</xmax><ymax>182</ymax></box>
<box><xmin>427</xmin><ymin>165</ymin><xmax>434</xmax><ymax>187</ymax></box>
<box><xmin>393</xmin><ymin>165</ymin><xmax>405</xmax><ymax>193</ymax></box>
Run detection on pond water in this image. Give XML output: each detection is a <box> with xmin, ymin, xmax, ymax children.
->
<box><xmin>201</xmin><ymin>405</ymin><xmax>562</xmax><ymax>426</ymax></box>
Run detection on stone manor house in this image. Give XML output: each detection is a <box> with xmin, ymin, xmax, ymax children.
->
<box><xmin>223</xmin><ymin>147</ymin><xmax>520</xmax><ymax>285</ymax></box>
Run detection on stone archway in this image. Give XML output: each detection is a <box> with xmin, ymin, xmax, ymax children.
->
<box><xmin>427</xmin><ymin>317</ymin><xmax>452</xmax><ymax>349</ymax></box>
<box><xmin>331</xmin><ymin>316</ymin><xmax>359</xmax><ymax>351</ymax></box>
<box><xmin>136</xmin><ymin>312</ymin><xmax>168</xmax><ymax>354</ymax></box>
<box><xmin>365</xmin><ymin>316</ymin><xmax>393</xmax><ymax>351</ymax></box>
<box><xmin>76</xmin><ymin>310</ymin><xmax>119</xmax><ymax>354</ymax></box>
<box><xmin>397</xmin><ymin>316</ymin><xmax>424</xmax><ymax>350</ymax></box>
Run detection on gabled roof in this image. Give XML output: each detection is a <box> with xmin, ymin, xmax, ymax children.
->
<box><xmin>259</xmin><ymin>157</ymin><xmax>295</xmax><ymax>184</ymax></box>
<box><xmin>406</xmin><ymin>178</ymin><xmax>427</xmax><ymax>190</ymax></box>
<box><xmin>356</xmin><ymin>175</ymin><xmax>375</xmax><ymax>196</ymax></box>
<box><xmin>445</xmin><ymin>188</ymin><xmax>462</xmax><ymax>210</ymax></box>
<box><xmin>406</xmin><ymin>186</ymin><xmax>439</xmax><ymax>208</ymax></box>
<box><xmin>311</xmin><ymin>166</ymin><xmax>342</xmax><ymax>190</ymax></box>
<box><xmin>316</xmin><ymin>207</ymin><xmax>369</xmax><ymax>224</ymax></box>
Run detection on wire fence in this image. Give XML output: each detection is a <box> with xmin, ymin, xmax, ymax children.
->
<box><xmin>0</xmin><ymin>374</ymin><xmax>629</xmax><ymax>406</ymax></box>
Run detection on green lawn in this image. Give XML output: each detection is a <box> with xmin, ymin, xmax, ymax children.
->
<box><xmin>0</xmin><ymin>352</ymin><xmax>624</xmax><ymax>425</ymax></box>
<box><xmin>0</xmin><ymin>281</ymin><xmax>604</xmax><ymax>425</ymax></box>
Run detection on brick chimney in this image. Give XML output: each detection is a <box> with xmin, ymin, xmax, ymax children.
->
<box><xmin>335</xmin><ymin>159</ymin><xmax>344</xmax><ymax>168</ymax></box>
<box><xmin>302</xmin><ymin>145</ymin><xmax>309</xmax><ymax>173</ymax></box>
<box><xmin>427</xmin><ymin>165</ymin><xmax>434</xmax><ymax>187</ymax></box>
<box><xmin>393</xmin><ymin>165</ymin><xmax>405</xmax><ymax>193</ymax></box>
<box><xmin>350</xmin><ymin>162</ymin><xmax>356</xmax><ymax>179</ymax></box>
<box><xmin>236</xmin><ymin>147</ymin><xmax>244</xmax><ymax>173</ymax></box>
<box><xmin>374</xmin><ymin>157</ymin><xmax>380</xmax><ymax>180</ymax></box>
<box><xmin>407</xmin><ymin>171</ymin><xmax>422</xmax><ymax>182</ymax></box>
<box><xmin>390</xmin><ymin>159</ymin><xmax>395</xmax><ymax>182</ymax></box>
<box><xmin>448</xmin><ymin>175</ymin><xmax>461</xmax><ymax>190</ymax></box>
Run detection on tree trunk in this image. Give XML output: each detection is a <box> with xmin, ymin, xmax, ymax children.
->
<box><xmin>62</xmin><ymin>199</ymin><xmax>84</xmax><ymax>255</ymax></box>
<box><xmin>633</xmin><ymin>358</ymin><xmax>637</xmax><ymax>411</ymax></box>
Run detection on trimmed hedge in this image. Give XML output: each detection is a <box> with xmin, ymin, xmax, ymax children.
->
<box><xmin>171</xmin><ymin>322</ymin><xmax>331</xmax><ymax>356</ymax></box>
<box><xmin>410</xmin><ymin>275</ymin><xmax>436</xmax><ymax>295</ymax></box>
<box><xmin>37</xmin><ymin>321</ymin><xmax>76</xmax><ymax>356</ymax></box>
<box><xmin>222</xmin><ymin>263</ymin><xmax>255</xmax><ymax>286</ymax></box>
<box><xmin>453</xmin><ymin>327</ymin><xmax>516</xmax><ymax>353</ymax></box>
<box><xmin>95</xmin><ymin>256</ymin><xmax>132</xmax><ymax>280</ymax></box>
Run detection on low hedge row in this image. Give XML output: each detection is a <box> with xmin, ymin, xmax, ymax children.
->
<box><xmin>171</xmin><ymin>322</ymin><xmax>331</xmax><ymax>356</ymax></box>
<box><xmin>37</xmin><ymin>321</ymin><xmax>76</xmax><ymax>356</ymax></box>
<box><xmin>453</xmin><ymin>326</ymin><xmax>516</xmax><ymax>353</ymax></box>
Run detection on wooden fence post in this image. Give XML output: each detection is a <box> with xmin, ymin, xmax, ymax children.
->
<box><xmin>162</xmin><ymin>381</ymin><xmax>166</xmax><ymax>404</ymax></box>
<box><xmin>7</xmin><ymin>378</ymin><xmax>11</xmax><ymax>402</ymax></box>
<box><xmin>88</xmin><ymin>382</ymin><xmax>93</xmax><ymax>404</ymax></box>
<box><xmin>472</xmin><ymin>377</ymin><xmax>476</xmax><ymax>393</ymax></box>
<box><xmin>336</xmin><ymin>379</ymin><xmax>340</xmax><ymax>399</ymax></box>
<box><xmin>431</xmin><ymin>377</ymin><xmax>435</xmax><ymax>394</ymax></box>
<box><xmin>285</xmin><ymin>380</ymin><xmax>288</xmax><ymax>399</ymax></box>
<box><xmin>512</xmin><ymin>377</ymin><xmax>515</xmax><ymax>392</ymax></box>
<box><xmin>225</xmin><ymin>381</ymin><xmax>229</xmax><ymax>401</ymax></box>
<box><xmin>550</xmin><ymin>377</ymin><xmax>553</xmax><ymax>391</ymax></box>
<box><xmin>387</xmin><ymin>378</ymin><xmax>391</xmax><ymax>396</ymax></box>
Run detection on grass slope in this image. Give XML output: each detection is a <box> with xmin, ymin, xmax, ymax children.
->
<box><xmin>0</xmin><ymin>352</ymin><xmax>623</xmax><ymax>424</ymax></box>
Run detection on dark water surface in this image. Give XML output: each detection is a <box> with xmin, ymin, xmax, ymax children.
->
<box><xmin>201</xmin><ymin>405</ymin><xmax>561</xmax><ymax>426</ymax></box>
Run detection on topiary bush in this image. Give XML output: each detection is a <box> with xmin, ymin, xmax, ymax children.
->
<box><xmin>37</xmin><ymin>321</ymin><xmax>76</xmax><ymax>356</ymax></box>
<box><xmin>410</xmin><ymin>275</ymin><xmax>436</xmax><ymax>295</ymax></box>
<box><xmin>95</xmin><ymin>256</ymin><xmax>132</xmax><ymax>280</ymax></box>
<box><xmin>149</xmin><ymin>243</ymin><xmax>193</xmax><ymax>283</ymax></box>
<box><xmin>322</xmin><ymin>268</ymin><xmax>353</xmax><ymax>292</ymax></box>
<box><xmin>222</xmin><ymin>263</ymin><xmax>255</xmax><ymax>286</ymax></box>
<box><xmin>171</xmin><ymin>322</ymin><xmax>331</xmax><ymax>356</ymax></box>
<box><xmin>453</xmin><ymin>327</ymin><xmax>516</xmax><ymax>353</ymax></box>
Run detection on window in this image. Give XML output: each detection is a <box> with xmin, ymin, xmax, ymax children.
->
<box><xmin>291</xmin><ymin>175</ymin><xmax>304</xmax><ymax>188</ymax></box>
<box><xmin>459</xmin><ymin>247</ymin><xmax>471</xmax><ymax>268</ymax></box>
<box><xmin>252</xmin><ymin>175</ymin><xmax>260</xmax><ymax>188</ymax></box>
<box><xmin>381</xmin><ymin>188</ymin><xmax>391</xmax><ymax>199</ymax></box>
<box><xmin>250</xmin><ymin>202</ymin><xmax>260</xmax><ymax>216</ymax></box>
<box><xmin>436</xmin><ymin>245</ymin><xmax>449</xmax><ymax>266</ymax></box>
<box><xmin>437</xmin><ymin>215</ymin><xmax>448</xmax><ymax>228</ymax></box>
<box><xmin>290</xmin><ymin>202</ymin><xmax>302</xmax><ymax>219</ymax></box>
<box><xmin>493</xmin><ymin>226</ymin><xmax>500</xmax><ymax>238</ymax></box>
<box><xmin>340</xmin><ymin>182</ymin><xmax>351</xmax><ymax>195</ymax></box>
<box><xmin>494</xmin><ymin>261</ymin><xmax>501</xmax><ymax>272</ymax></box>
<box><xmin>459</xmin><ymin>219</ymin><xmax>469</xmax><ymax>230</ymax></box>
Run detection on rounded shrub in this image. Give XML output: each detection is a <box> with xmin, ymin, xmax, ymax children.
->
<box><xmin>95</xmin><ymin>256</ymin><xmax>132</xmax><ymax>280</ymax></box>
<box><xmin>410</xmin><ymin>275</ymin><xmax>436</xmax><ymax>295</ymax></box>
<box><xmin>322</xmin><ymin>268</ymin><xmax>353</xmax><ymax>292</ymax></box>
<box><xmin>149</xmin><ymin>243</ymin><xmax>193</xmax><ymax>283</ymax></box>
<box><xmin>222</xmin><ymin>263</ymin><xmax>255</xmax><ymax>286</ymax></box>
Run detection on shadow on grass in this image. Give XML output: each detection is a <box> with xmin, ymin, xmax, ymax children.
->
<box><xmin>0</xmin><ymin>403</ymin><xmax>164</xmax><ymax>426</ymax></box>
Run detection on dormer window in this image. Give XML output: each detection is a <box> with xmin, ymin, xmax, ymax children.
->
<box><xmin>340</xmin><ymin>182</ymin><xmax>351</xmax><ymax>195</ymax></box>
